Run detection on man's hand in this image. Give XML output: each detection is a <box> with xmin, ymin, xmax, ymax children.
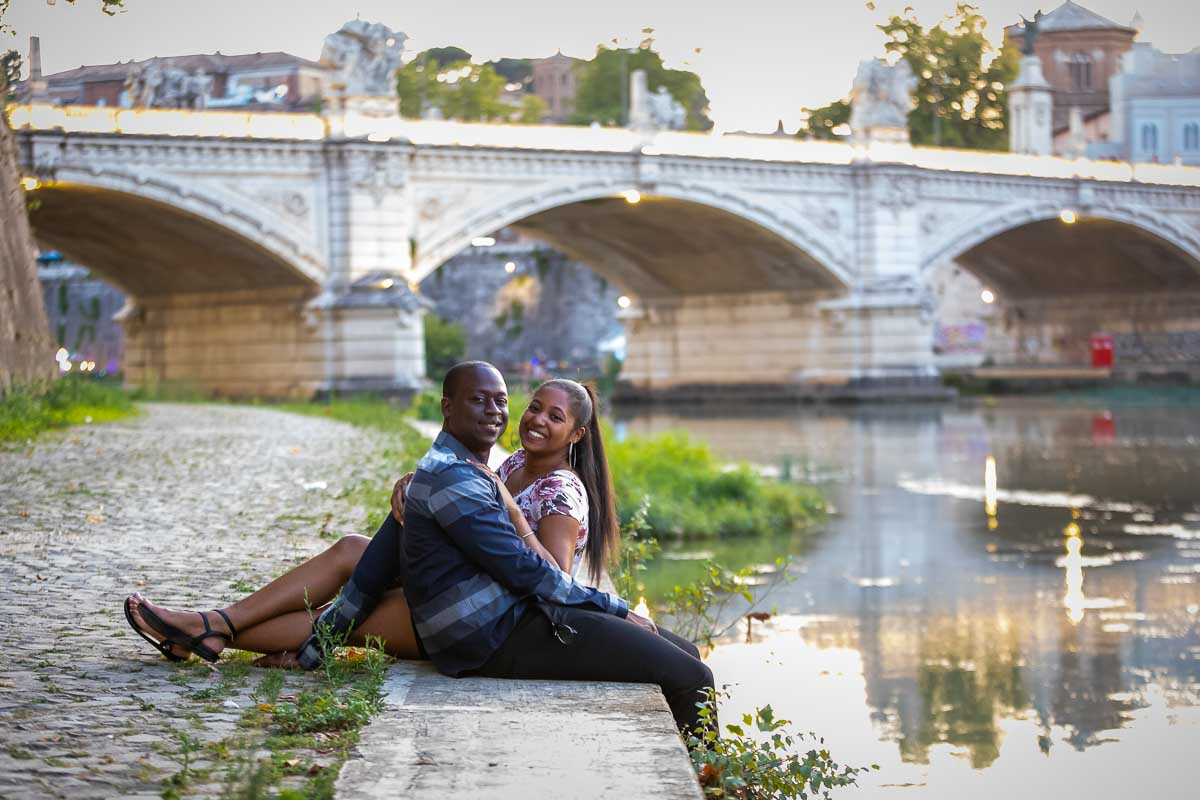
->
<box><xmin>625</xmin><ymin>610</ymin><xmax>657</xmax><ymax>635</ymax></box>
<box><xmin>390</xmin><ymin>472</ymin><xmax>415</xmax><ymax>523</ymax></box>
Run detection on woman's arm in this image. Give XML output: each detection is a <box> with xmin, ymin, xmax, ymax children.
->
<box><xmin>469</xmin><ymin>462</ymin><xmax>568</xmax><ymax>572</ymax></box>
<box><xmin>529</xmin><ymin>514</ymin><xmax>578</xmax><ymax>578</ymax></box>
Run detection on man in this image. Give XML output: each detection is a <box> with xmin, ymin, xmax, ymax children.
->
<box><xmin>406</xmin><ymin>361</ymin><xmax>714</xmax><ymax>733</ymax></box>
<box><xmin>297</xmin><ymin>361</ymin><xmax>713</xmax><ymax>732</ymax></box>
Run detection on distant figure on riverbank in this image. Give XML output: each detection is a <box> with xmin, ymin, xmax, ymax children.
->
<box><xmin>125</xmin><ymin>362</ymin><xmax>713</xmax><ymax>733</ymax></box>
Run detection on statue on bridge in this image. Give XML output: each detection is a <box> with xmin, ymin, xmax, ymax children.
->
<box><xmin>320</xmin><ymin>20</ymin><xmax>407</xmax><ymax>97</ymax></box>
<box><xmin>122</xmin><ymin>59</ymin><xmax>211</xmax><ymax>109</ymax></box>
<box><xmin>848</xmin><ymin>58</ymin><xmax>916</xmax><ymax>143</ymax></box>
<box><xmin>647</xmin><ymin>86</ymin><xmax>687</xmax><ymax>131</ymax></box>
<box><xmin>1019</xmin><ymin>10</ymin><xmax>1045</xmax><ymax>56</ymax></box>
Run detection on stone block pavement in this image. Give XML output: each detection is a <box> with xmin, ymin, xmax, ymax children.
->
<box><xmin>338</xmin><ymin>662</ymin><xmax>702</xmax><ymax>800</ymax></box>
<box><xmin>0</xmin><ymin>403</ymin><xmax>702</xmax><ymax>799</ymax></box>
<box><xmin>0</xmin><ymin>403</ymin><xmax>381</xmax><ymax>798</ymax></box>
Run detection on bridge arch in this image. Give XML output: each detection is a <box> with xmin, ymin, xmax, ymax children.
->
<box><xmin>921</xmin><ymin>201</ymin><xmax>1200</xmax><ymax>297</ymax></box>
<box><xmin>412</xmin><ymin>178</ymin><xmax>853</xmax><ymax>297</ymax></box>
<box><xmin>28</xmin><ymin>165</ymin><xmax>324</xmax><ymax>296</ymax></box>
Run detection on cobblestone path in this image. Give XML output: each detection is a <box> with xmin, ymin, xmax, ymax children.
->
<box><xmin>0</xmin><ymin>404</ymin><xmax>384</xmax><ymax>799</ymax></box>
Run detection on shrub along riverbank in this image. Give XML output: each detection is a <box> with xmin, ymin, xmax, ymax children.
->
<box><xmin>0</xmin><ymin>376</ymin><xmax>135</xmax><ymax>443</ymax></box>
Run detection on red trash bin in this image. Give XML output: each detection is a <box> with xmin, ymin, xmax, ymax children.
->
<box><xmin>1090</xmin><ymin>334</ymin><xmax>1113</xmax><ymax>368</ymax></box>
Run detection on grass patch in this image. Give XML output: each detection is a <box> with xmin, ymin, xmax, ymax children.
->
<box><xmin>608</xmin><ymin>431</ymin><xmax>825</xmax><ymax>539</ymax></box>
<box><xmin>0</xmin><ymin>376</ymin><xmax>135</xmax><ymax>442</ymax></box>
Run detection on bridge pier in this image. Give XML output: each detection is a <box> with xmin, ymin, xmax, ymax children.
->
<box><xmin>619</xmin><ymin>287</ymin><xmax>947</xmax><ymax>401</ymax></box>
<box><xmin>118</xmin><ymin>280</ymin><xmax>425</xmax><ymax>400</ymax></box>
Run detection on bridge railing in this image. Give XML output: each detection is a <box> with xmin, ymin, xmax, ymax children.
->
<box><xmin>7</xmin><ymin>103</ymin><xmax>1200</xmax><ymax>187</ymax></box>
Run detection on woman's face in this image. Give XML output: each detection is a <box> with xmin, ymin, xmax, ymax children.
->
<box><xmin>519</xmin><ymin>385</ymin><xmax>581</xmax><ymax>461</ymax></box>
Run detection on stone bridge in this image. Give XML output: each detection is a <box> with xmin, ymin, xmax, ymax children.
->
<box><xmin>10</xmin><ymin>104</ymin><xmax>1200</xmax><ymax>398</ymax></box>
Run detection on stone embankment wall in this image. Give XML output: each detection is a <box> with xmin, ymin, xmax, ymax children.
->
<box><xmin>420</xmin><ymin>245</ymin><xmax>623</xmax><ymax>375</ymax></box>
<box><xmin>986</xmin><ymin>290</ymin><xmax>1200</xmax><ymax>375</ymax></box>
<box><xmin>0</xmin><ymin>115</ymin><xmax>54</xmax><ymax>391</ymax></box>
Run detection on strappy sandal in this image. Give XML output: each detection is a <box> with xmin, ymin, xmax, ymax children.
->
<box><xmin>124</xmin><ymin>597</ymin><xmax>238</xmax><ymax>663</ymax></box>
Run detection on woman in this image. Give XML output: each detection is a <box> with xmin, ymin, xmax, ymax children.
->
<box><xmin>124</xmin><ymin>379</ymin><xmax>623</xmax><ymax>665</ymax></box>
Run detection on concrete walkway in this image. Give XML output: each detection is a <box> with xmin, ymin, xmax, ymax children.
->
<box><xmin>337</xmin><ymin>661</ymin><xmax>703</xmax><ymax>800</ymax></box>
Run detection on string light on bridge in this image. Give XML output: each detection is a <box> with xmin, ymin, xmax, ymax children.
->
<box><xmin>980</xmin><ymin>288</ymin><xmax>996</xmax><ymax>304</ymax></box>
<box><xmin>621</xmin><ymin>189</ymin><xmax>641</xmax><ymax>204</ymax></box>
<box><xmin>1059</xmin><ymin>209</ymin><xmax>1078</xmax><ymax>224</ymax></box>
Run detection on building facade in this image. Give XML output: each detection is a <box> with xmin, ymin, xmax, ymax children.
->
<box><xmin>1017</xmin><ymin>1</ymin><xmax>1137</xmax><ymax>133</ymax></box>
<box><xmin>1103</xmin><ymin>44</ymin><xmax>1200</xmax><ymax>165</ymax></box>
<box><xmin>530</xmin><ymin>52</ymin><xmax>580</xmax><ymax>123</ymax></box>
<box><xmin>18</xmin><ymin>39</ymin><xmax>326</xmax><ymax>112</ymax></box>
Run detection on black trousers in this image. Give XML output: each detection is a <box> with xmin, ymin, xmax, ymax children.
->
<box><xmin>474</xmin><ymin>604</ymin><xmax>715</xmax><ymax>734</ymax></box>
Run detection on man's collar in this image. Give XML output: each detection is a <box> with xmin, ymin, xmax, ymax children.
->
<box><xmin>435</xmin><ymin>429</ymin><xmax>482</xmax><ymax>463</ymax></box>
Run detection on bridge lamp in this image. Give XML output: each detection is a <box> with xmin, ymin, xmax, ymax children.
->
<box><xmin>617</xmin><ymin>295</ymin><xmax>632</xmax><ymax>309</ymax></box>
<box><xmin>377</xmin><ymin>278</ymin><xmax>395</xmax><ymax>289</ymax></box>
<box><xmin>621</xmin><ymin>189</ymin><xmax>641</xmax><ymax>205</ymax></box>
<box><xmin>21</xmin><ymin>176</ymin><xmax>40</xmax><ymax>191</ymax></box>
<box><xmin>504</xmin><ymin>261</ymin><xmax>517</xmax><ymax>274</ymax></box>
<box><xmin>55</xmin><ymin>348</ymin><xmax>69</xmax><ymax>363</ymax></box>
<box><xmin>980</xmin><ymin>289</ymin><xmax>996</xmax><ymax>304</ymax></box>
<box><xmin>1059</xmin><ymin>209</ymin><xmax>1078</xmax><ymax>224</ymax></box>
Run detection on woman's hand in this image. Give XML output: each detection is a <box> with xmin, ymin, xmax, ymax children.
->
<box><xmin>390</xmin><ymin>472</ymin><xmax>414</xmax><ymax>523</ymax></box>
<box><xmin>467</xmin><ymin>460</ymin><xmax>521</xmax><ymax>519</ymax></box>
<box><xmin>625</xmin><ymin>610</ymin><xmax>658</xmax><ymax>635</ymax></box>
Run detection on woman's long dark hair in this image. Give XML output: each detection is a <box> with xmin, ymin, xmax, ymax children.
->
<box><xmin>538</xmin><ymin>379</ymin><xmax>618</xmax><ymax>585</ymax></box>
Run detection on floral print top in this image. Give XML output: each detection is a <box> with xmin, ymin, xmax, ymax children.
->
<box><xmin>497</xmin><ymin>449</ymin><xmax>588</xmax><ymax>577</ymax></box>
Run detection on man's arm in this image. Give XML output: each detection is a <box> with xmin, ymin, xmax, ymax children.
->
<box><xmin>422</xmin><ymin>465</ymin><xmax>628</xmax><ymax>618</ymax></box>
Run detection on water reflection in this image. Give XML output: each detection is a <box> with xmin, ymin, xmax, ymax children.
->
<box><xmin>622</xmin><ymin>399</ymin><xmax>1200</xmax><ymax>797</ymax></box>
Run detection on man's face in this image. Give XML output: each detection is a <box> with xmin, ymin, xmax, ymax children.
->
<box><xmin>443</xmin><ymin>366</ymin><xmax>509</xmax><ymax>454</ymax></box>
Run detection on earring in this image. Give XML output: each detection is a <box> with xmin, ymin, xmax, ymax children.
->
<box><xmin>568</xmin><ymin>441</ymin><xmax>575</xmax><ymax>466</ymax></box>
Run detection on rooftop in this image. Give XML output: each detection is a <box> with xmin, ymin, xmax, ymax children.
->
<box><xmin>1038</xmin><ymin>1</ymin><xmax>1135</xmax><ymax>34</ymax></box>
<box><xmin>39</xmin><ymin>51</ymin><xmax>324</xmax><ymax>84</ymax></box>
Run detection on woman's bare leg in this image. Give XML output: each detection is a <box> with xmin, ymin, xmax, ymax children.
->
<box><xmin>241</xmin><ymin>589</ymin><xmax>422</xmax><ymax>662</ymax></box>
<box><xmin>127</xmin><ymin>535</ymin><xmax>370</xmax><ymax>659</ymax></box>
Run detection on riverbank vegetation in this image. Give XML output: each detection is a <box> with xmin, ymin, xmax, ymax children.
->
<box><xmin>407</xmin><ymin>386</ymin><xmax>825</xmax><ymax>540</ymax></box>
<box><xmin>0</xmin><ymin>376</ymin><xmax>135</xmax><ymax>443</ymax></box>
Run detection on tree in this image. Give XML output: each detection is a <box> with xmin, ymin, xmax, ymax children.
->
<box><xmin>570</xmin><ymin>36</ymin><xmax>712</xmax><ymax>131</ymax></box>
<box><xmin>1</xmin><ymin>0</ymin><xmax>123</xmax><ymax>34</ymax></box>
<box><xmin>488</xmin><ymin>58</ymin><xmax>532</xmax><ymax>89</ymax></box>
<box><xmin>878</xmin><ymin>2</ymin><xmax>1019</xmax><ymax>150</ymax></box>
<box><xmin>798</xmin><ymin>99</ymin><xmax>850</xmax><ymax>140</ymax></box>
<box><xmin>424</xmin><ymin>314</ymin><xmax>466</xmax><ymax>379</ymax></box>
<box><xmin>436</xmin><ymin>61</ymin><xmax>508</xmax><ymax>122</ymax></box>
<box><xmin>396</xmin><ymin>52</ymin><xmax>508</xmax><ymax>121</ymax></box>
<box><xmin>0</xmin><ymin>0</ymin><xmax>122</xmax><ymax>392</ymax></box>
<box><xmin>516</xmin><ymin>94</ymin><xmax>546</xmax><ymax>125</ymax></box>
<box><xmin>424</xmin><ymin>46</ymin><xmax>471</xmax><ymax>66</ymax></box>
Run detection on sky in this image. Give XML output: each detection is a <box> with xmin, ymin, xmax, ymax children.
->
<box><xmin>5</xmin><ymin>0</ymin><xmax>1198</xmax><ymax>132</ymax></box>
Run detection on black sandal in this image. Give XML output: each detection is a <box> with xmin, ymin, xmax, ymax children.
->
<box><xmin>124</xmin><ymin>597</ymin><xmax>238</xmax><ymax>664</ymax></box>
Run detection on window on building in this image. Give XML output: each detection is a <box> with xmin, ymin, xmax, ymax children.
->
<box><xmin>1068</xmin><ymin>53</ymin><xmax>1093</xmax><ymax>91</ymax></box>
<box><xmin>1141</xmin><ymin>123</ymin><xmax>1159</xmax><ymax>154</ymax></box>
<box><xmin>1184</xmin><ymin>123</ymin><xmax>1200</xmax><ymax>152</ymax></box>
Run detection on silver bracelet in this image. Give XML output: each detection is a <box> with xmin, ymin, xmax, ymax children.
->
<box><xmin>521</xmin><ymin>531</ymin><xmax>536</xmax><ymax>540</ymax></box>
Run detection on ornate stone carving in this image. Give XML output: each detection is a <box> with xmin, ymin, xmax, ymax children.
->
<box><xmin>876</xmin><ymin>174</ymin><xmax>921</xmax><ymax>216</ymax></box>
<box><xmin>320</xmin><ymin>20</ymin><xmax>406</xmax><ymax>96</ymax></box>
<box><xmin>350</xmin><ymin>151</ymin><xmax>406</xmax><ymax>204</ymax></box>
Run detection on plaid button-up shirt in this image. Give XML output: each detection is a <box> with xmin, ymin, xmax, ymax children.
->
<box><xmin>403</xmin><ymin>431</ymin><xmax>628</xmax><ymax>676</ymax></box>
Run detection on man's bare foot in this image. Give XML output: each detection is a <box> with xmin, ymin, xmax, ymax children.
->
<box><xmin>127</xmin><ymin>593</ymin><xmax>234</xmax><ymax>661</ymax></box>
<box><xmin>253</xmin><ymin>651</ymin><xmax>303</xmax><ymax>670</ymax></box>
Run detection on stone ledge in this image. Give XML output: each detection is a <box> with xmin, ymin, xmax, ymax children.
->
<box><xmin>336</xmin><ymin>661</ymin><xmax>703</xmax><ymax>800</ymax></box>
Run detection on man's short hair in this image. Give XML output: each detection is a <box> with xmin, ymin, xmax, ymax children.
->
<box><xmin>442</xmin><ymin>361</ymin><xmax>501</xmax><ymax>399</ymax></box>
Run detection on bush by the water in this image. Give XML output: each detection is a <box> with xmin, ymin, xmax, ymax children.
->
<box><xmin>608</xmin><ymin>432</ymin><xmax>824</xmax><ymax>539</ymax></box>
<box><xmin>0</xmin><ymin>376</ymin><xmax>134</xmax><ymax>442</ymax></box>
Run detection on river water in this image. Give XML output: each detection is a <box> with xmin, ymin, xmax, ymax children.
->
<box><xmin>618</xmin><ymin>396</ymin><xmax>1200</xmax><ymax>799</ymax></box>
